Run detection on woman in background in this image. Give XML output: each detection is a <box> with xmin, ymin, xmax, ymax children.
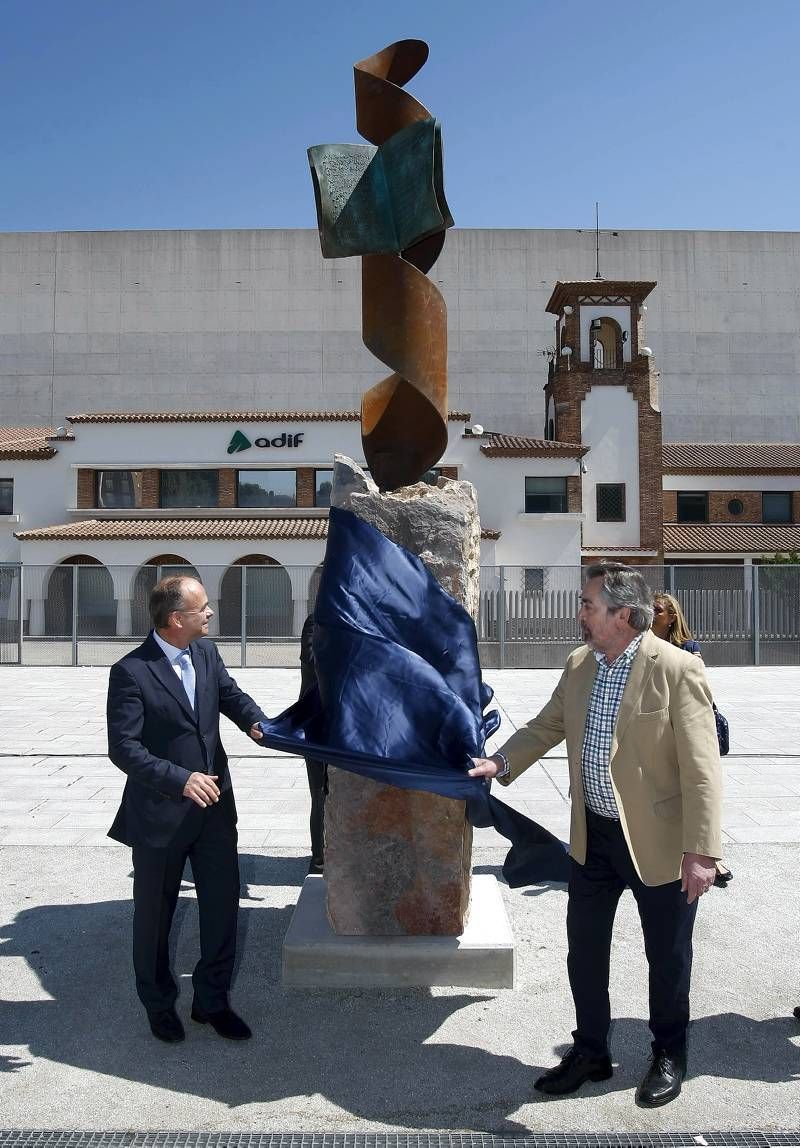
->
<box><xmin>651</xmin><ymin>592</ymin><xmax>733</xmax><ymax>888</ymax></box>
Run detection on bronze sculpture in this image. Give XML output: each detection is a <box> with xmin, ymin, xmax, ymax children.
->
<box><xmin>308</xmin><ymin>39</ymin><xmax>453</xmax><ymax>490</ymax></box>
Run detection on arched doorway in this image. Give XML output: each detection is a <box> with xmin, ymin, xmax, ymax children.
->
<box><xmin>219</xmin><ymin>555</ymin><xmax>293</xmax><ymax>638</ymax></box>
<box><xmin>131</xmin><ymin>554</ymin><xmax>200</xmax><ymax>636</ymax></box>
<box><xmin>45</xmin><ymin>555</ymin><xmax>115</xmax><ymax>637</ymax></box>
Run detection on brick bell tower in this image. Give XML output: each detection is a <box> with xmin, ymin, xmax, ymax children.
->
<box><xmin>543</xmin><ymin>279</ymin><xmax>663</xmax><ymax>563</ymax></box>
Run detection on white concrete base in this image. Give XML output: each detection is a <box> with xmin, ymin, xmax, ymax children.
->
<box><xmin>282</xmin><ymin>873</ymin><xmax>515</xmax><ymax>989</ymax></box>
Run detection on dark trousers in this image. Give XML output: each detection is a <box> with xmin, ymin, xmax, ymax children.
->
<box><xmin>131</xmin><ymin>789</ymin><xmax>240</xmax><ymax>1014</ymax></box>
<box><xmin>305</xmin><ymin>757</ymin><xmax>328</xmax><ymax>865</ymax></box>
<box><xmin>567</xmin><ymin>807</ymin><xmax>697</xmax><ymax>1058</ymax></box>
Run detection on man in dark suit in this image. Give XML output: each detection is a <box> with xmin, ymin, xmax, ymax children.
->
<box><xmin>107</xmin><ymin>575</ymin><xmax>267</xmax><ymax>1044</ymax></box>
<box><xmin>299</xmin><ymin>612</ymin><xmax>327</xmax><ymax>874</ymax></box>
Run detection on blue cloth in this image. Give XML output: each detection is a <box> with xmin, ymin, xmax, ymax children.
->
<box><xmin>258</xmin><ymin>506</ymin><xmax>569</xmax><ymax>886</ymax></box>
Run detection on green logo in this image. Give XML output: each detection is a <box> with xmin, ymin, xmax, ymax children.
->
<box><xmin>227</xmin><ymin>430</ymin><xmax>252</xmax><ymax>454</ymax></box>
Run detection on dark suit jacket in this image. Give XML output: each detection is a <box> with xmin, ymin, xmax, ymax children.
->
<box><xmin>107</xmin><ymin>633</ymin><xmax>267</xmax><ymax>849</ymax></box>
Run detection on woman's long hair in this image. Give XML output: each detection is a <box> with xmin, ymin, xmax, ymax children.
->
<box><xmin>654</xmin><ymin>592</ymin><xmax>695</xmax><ymax>648</ymax></box>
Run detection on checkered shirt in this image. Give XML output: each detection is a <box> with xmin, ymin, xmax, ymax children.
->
<box><xmin>581</xmin><ymin>633</ymin><xmax>644</xmax><ymax>819</ymax></box>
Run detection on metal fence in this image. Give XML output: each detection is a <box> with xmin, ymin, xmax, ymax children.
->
<box><xmin>1</xmin><ymin>562</ymin><xmax>799</xmax><ymax>667</ymax></box>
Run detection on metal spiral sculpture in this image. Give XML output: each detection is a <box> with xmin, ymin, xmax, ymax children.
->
<box><xmin>308</xmin><ymin>39</ymin><xmax>453</xmax><ymax>490</ymax></box>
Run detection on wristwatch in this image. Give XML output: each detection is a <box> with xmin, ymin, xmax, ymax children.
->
<box><xmin>494</xmin><ymin>751</ymin><xmax>511</xmax><ymax>780</ymax></box>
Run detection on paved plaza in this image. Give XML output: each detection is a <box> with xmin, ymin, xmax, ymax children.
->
<box><xmin>0</xmin><ymin>664</ymin><xmax>799</xmax><ymax>1133</ymax></box>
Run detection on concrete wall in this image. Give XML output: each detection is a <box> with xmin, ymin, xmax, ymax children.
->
<box><xmin>3</xmin><ymin>226</ymin><xmax>797</xmax><ymax>443</ymax></box>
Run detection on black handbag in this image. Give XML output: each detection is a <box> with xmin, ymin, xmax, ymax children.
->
<box><xmin>713</xmin><ymin>703</ymin><xmax>729</xmax><ymax>757</ymax></box>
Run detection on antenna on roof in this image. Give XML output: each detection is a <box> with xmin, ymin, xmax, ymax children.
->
<box><xmin>594</xmin><ymin>202</ymin><xmax>602</xmax><ymax>280</ymax></box>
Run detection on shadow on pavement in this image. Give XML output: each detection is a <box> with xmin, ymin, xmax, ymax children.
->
<box><xmin>3</xmin><ymin>853</ymin><xmax>797</xmax><ymax>1126</ymax></box>
<box><xmin>0</xmin><ymin>852</ymin><xmax>537</xmax><ymax>1130</ymax></box>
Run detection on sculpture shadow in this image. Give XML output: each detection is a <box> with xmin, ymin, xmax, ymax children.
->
<box><xmin>472</xmin><ymin>861</ymin><xmax>568</xmax><ymax>897</ymax></box>
<box><xmin>0</xmin><ymin>852</ymin><xmax>535</xmax><ymax>1131</ymax></box>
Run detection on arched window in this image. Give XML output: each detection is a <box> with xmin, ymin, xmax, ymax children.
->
<box><xmin>218</xmin><ymin>555</ymin><xmax>293</xmax><ymax>638</ymax></box>
<box><xmin>590</xmin><ymin>317</ymin><xmax>623</xmax><ymax>369</ymax></box>
<box><xmin>45</xmin><ymin>555</ymin><xmax>115</xmax><ymax>637</ymax></box>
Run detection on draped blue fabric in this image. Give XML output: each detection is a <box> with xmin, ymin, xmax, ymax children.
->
<box><xmin>258</xmin><ymin>505</ymin><xmax>570</xmax><ymax>886</ymax></box>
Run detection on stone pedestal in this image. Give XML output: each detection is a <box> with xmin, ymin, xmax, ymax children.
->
<box><xmin>325</xmin><ymin>455</ymin><xmax>481</xmax><ymax>936</ymax></box>
<box><xmin>283</xmin><ymin>874</ymin><xmax>514</xmax><ymax>988</ymax></box>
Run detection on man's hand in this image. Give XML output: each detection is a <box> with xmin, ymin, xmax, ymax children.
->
<box><xmin>249</xmin><ymin>724</ymin><xmax>263</xmax><ymax>741</ymax></box>
<box><xmin>681</xmin><ymin>852</ymin><xmax>716</xmax><ymax>903</ymax></box>
<box><xmin>467</xmin><ymin>755</ymin><xmax>504</xmax><ymax>779</ymax></box>
<box><xmin>183</xmin><ymin>772</ymin><xmax>220</xmax><ymax>808</ymax></box>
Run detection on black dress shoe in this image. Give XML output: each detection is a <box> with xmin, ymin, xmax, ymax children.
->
<box><xmin>713</xmin><ymin>863</ymin><xmax>733</xmax><ymax>888</ymax></box>
<box><xmin>636</xmin><ymin>1048</ymin><xmax>686</xmax><ymax>1107</ymax></box>
<box><xmin>191</xmin><ymin>1004</ymin><xmax>252</xmax><ymax>1040</ymax></box>
<box><xmin>308</xmin><ymin>859</ymin><xmax>324</xmax><ymax>875</ymax></box>
<box><xmin>534</xmin><ymin>1046</ymin><xmax>613</xmax><ymax>1095</ymax></box>
<box><xmin>147</xmin><ymin>1007</ymin><xmax>185</xmax><ymax>1043</ymax></box>
<box><xmin>793</xmin><ymin>1006</ymin><xmax>800</xmax><ymax>1020</ymax></box>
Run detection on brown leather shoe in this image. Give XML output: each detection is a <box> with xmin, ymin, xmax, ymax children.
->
<box><xmin>534</xmin><ymin>1046</ymin><xmax>613</xmax><ymax>1095</ymax></box>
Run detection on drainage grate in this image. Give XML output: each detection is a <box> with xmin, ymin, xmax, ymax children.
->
<box><xmin>0</xmin><ymin>1135</ymin><xmax>798</xmax><ymax>1148</ymax></box>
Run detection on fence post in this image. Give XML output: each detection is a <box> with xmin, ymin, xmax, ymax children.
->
<box><xmin>17</xmin><ymin>564</ymin><xmax>24</xmax><ymax>666</ymax></box>
<box><xmin>240</xmin><ymin>565</ymin><xmax>248</xmax><ymax>668</ymax></box>
<box><xmin>752</xmin><ymin>564</ymin><xmax>760</xmax><ymax>666</ymax></box>
<box><xmin>498</xmin><ymin>566</ymin><xmax>506</xmax><ymax>669</ymax></box>
<box><xmin>71</xmin><ymin>565</ymin><xmax>79</xmax><ymax>667</ymax></box>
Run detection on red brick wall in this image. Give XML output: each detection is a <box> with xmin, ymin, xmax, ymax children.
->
<box><xmin>708</xmin><ymin>490</ymin><xmax>761</xmax><ymax>523</ymax></box>
<box><xmin>76</xmin><ymin>469</ymin><xmax>95</xmax><ymax>509</ymax></box>
<box><xmin>297</xmin><ymin>468</ymin><xmax>315</xmax><ymax>508</ymax></box>
<box><xmin>567</xmin><ymin>475</ymin><xmax>582</xmax><ymax>513</ymax></box>
<box><xmin>141</xmin><ymin>469</ymin><xmax>160</xmax><ymax>509</ymax></box>
<box><xmin>218</xmin><ymin>469</ymin><xmax>236</xmax><ymax>508</ymax></box>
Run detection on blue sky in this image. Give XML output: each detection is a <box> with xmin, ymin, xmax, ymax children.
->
<box><xmin>2</xmin><ymin>0</ymin><xmax>798</xmax><ymax>233</ymax></box>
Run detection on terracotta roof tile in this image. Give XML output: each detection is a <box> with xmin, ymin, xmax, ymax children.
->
<box><xmin>16</xmin><ymin>516</ymin><xmax>502</xmax><ymax>545</ymax></box>
<box><xmin>15</xmin><ymin>517</ymin><xmax>330</xmax><ymax>542</ymax></box>
<box><xmin>479</xmin><ymin>434</ymin><xmax>587</xmax><ymax>459</ymax></box>
<box><xmin>0</xmin><ymin>426</ymin><xmax>57</xmax><ymax>459</ymax></box>
<box><xmin>663</xmin><ymin>443</ymin><xmax>800</xmax><ymax>473</ymax></box>
<box><xmin>66</xmin><ymin>410</ymin><xmax>472</xmax><ymax>425</ymax></box>
<box><xmin>664</xmin><ymin>523</ymin><xmax>800</xmax><ymax>554</ymax></box>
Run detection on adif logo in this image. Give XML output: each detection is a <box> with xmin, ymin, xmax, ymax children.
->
<box><xmin>227</xmin><ymin>430</ymin><xmax>252</xmax><ymax>454</ymax></box>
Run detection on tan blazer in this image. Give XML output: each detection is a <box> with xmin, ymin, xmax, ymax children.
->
<box><xmin>498</xmin><ymin>629</ymin><xmax>723</xmax><ymax>886</ymax></box>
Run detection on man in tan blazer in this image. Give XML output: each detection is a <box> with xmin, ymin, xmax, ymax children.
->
<box><xmin>470</xmin><ymin>562</ymin><xmax>722</xmax><ymax>1108</ymax></box>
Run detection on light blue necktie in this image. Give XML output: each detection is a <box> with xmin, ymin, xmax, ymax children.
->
<box><xmin>176</xmin><ymin>649</ymin><xmax>195</xmax><ymax>710</ymax></box>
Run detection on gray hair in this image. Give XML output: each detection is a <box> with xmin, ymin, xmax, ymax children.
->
<box><xmin>149</xmin><ymin>575</ymin><xmax>193</xmax><ymax>630</ymax></box>
<box><xmin>583</xmin><ymin>562</ymin><xmax>654</xmax><ymax>633</ymax></box>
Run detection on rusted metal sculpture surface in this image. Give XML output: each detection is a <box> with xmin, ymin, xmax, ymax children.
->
<box><xmin>308</xmin><ymin>40</ymin><xmax>453</xmax><ymax>490</ymax></box>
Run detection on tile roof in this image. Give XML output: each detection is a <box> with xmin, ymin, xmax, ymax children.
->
<box><xmin>66</xmin><ymin>410</ymin><xmax>472</xmax><ymax>425</ymax></box>
<box><xmin>479</xmin><ymin>434</ymin><xmax>587</xmax><ymax>459</ymax></box>
<box><xmin>663</xmin><ymin>443</ymin><xmax>800</xmax><ymax>473</ymax></box>
<box><xmin>664</xmin><ymin>523</ymin><xmax>800</xmax><ymax>554</ymax></box>
<box><xmin>16</xmin><ymin>517</ymin><xmax>331</xmax><ymax>542</ymax></box>
<box><xmin>16</xmin><ymin>516</ymin><xmax>502</xmax><ymax>544</ymax></box>
<box><xmin>0</xmin><ymin>426</ymin><xmax>57</xmax><ymax>460</ymax></box>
